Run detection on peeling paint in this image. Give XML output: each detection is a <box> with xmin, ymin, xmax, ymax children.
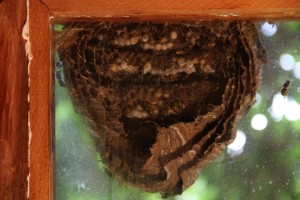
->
<box><xmin>23</xmin><ymin>0</ymin><xmax>31</xmax><ymax>199</ymax></box>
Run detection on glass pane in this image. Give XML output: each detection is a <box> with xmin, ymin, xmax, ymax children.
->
<box><xmin>53</xmin><ymin>20</ymin><xmax>300</xmax><ymax>200</ymax></box>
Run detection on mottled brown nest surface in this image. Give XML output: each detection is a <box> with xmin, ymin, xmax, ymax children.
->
<box><xmin>55</xmin><ymin>20</ymin><xmax>266</xmax><ymax>197</ymax></box>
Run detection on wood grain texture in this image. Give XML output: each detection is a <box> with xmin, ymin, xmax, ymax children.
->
<box><xmin>28</xmin><ymin>0</ymin><xmax>52</xmax><ymax>199</ymax></box>
<box><xmin>0</xmin><ymin>0</ymin><xmax>28</xmax><ymax>199</ymax></box>
<box><xmin>44</xmin><ymin>0</ymin><xmax>300</xmax><ymax>19</ymax></box>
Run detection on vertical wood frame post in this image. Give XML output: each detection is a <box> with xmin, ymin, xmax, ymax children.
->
<box><xmin>0</xmin><ymin>0</ymin><xmax>28</xmax><ymax>199</ymax></box>
<box><xmin>29</xmin><ymin>0</ymin><xmax>51</xmax><ymax>199</ymax></box>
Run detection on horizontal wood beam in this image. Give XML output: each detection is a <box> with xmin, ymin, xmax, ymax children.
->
<box><xmin>44</xmin><ymin>0</ymin><xmax>300</xmax><ymax>19</ymax></box>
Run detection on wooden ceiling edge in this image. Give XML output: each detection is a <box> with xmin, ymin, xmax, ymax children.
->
<box><xmin>40</xmin><ymin>0</ymin><xmax>300</xmax><ymax>11</ymax></box>
<box><xmin>37</xmin><ymin>0</ymin><xmax>300</xmax><ymax>21</ymax></box>
<box><xmin>48</xmin><ymin>8</ymin><xmax>300</xmax><ymax>21</ymax></box>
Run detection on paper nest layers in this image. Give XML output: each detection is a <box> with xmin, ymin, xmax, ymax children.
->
<box><xmin>56</xmin><ymin>20</ymin><xmax>266</xmax><ymax>197</ymax></box>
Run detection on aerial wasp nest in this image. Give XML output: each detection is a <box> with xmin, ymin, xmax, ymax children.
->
<box><xmin>55</xmin><ymin>20</ymin><xmax>266</xmax><ymax>197</ymax></box>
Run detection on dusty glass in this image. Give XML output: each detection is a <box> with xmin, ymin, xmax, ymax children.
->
<box><xmin>53</xmin><ymin>20</ymin><xmax>300</xmax><ymax>200</ymax></box>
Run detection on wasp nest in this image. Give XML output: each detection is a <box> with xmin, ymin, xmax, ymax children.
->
<box><xmin>56</xmin><ymin>20</ymin><xmax>266</xmax><ymax>197</ymax></box>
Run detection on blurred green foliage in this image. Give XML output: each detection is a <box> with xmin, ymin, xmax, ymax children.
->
<box><xmin>54</xmin><ymin>21</ymin><xmax>300</xmax><ymax>200</ymax></box>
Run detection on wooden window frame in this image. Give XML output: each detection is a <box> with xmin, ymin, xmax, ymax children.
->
<box><xmin>28</xmin><ymin>0</ymin><xmax>300</xmax><ymax>199</ymax></box>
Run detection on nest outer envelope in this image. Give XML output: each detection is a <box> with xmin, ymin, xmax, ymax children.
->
<box><xmin>56</xmin><ymin>20</ymin><xmax>266</xmax><ymax>197</ymax></box>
